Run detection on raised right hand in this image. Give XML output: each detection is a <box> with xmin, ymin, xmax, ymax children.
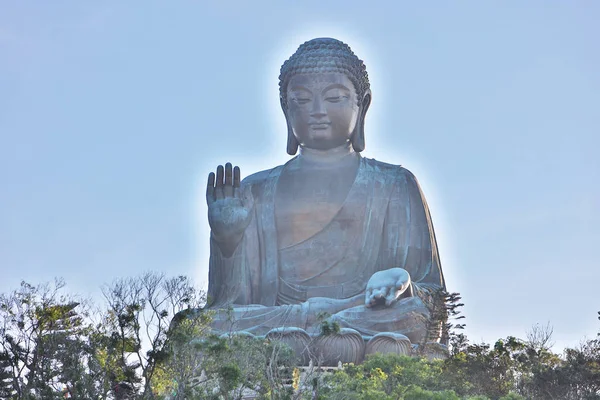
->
<box><xmin>206</xmin><ymin>163</ymin><xmax>254</xmax><ymax>244</ymax></box>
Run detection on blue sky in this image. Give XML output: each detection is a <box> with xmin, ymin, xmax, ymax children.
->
<box><xmin>1</xmin><ymin>1</ymin><xmax>598</xmax><ymax>350</ymax></box>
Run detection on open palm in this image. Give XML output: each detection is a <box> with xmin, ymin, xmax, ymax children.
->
<box><xmin>206</xmin><ymin>163</ymin><xmax>254</xmax><ymax>245</ymax></box>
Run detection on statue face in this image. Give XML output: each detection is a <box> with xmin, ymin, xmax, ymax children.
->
<box><xmin>286</xmin><ymin>73</ymin><xmax>359</xmax><ymax>151</ymax></box>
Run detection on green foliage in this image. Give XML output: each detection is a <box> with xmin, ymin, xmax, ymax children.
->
<box><xmin>1</xmin><ymin>278</ymin><xmax>599</xmax><ymax>400</ymax></box>
<box><xmin>155</xmin><ymin>330</ymin><xmax>297</xmax><ymax>400</ymax></box>
<box><xmin>217</xmin><ymin>363</ymin><xmax>241</xmax><ymax>389</ymax></box>
<box><xmin>422</xmin><ymin>289</ymin><xmax>466</xmax><ymax>355</ymax></box>
<box><xmin>320</xmin><ymin>354</ymin><xmax>459</xmax><ymax>399</ymax></box>
<box><xmin>98</xmin><ymin>272</ymin><xmax>209</xmax><ymax>399</ymax></box>
<box><xmin>0</xmin><ymin>279</ymin><xmax>102</xmax><ymax>399</ymax></box>
<box><xmin>403</xmin><ymin>387</ymin><xmax>461</xmax><ymax>400</ymax></box>
<box><xmin>319</xmin><ymin>320</ymin><xmax>341</xmax><ymax>336</ymax></box>
<box><xmin>0</xmin><ymin>274</ymin><xmax>209</xmax><ymax>399</ymax></box>
<box><xmin>498</xmin><ymin>394</ymin><xmax>526</xmax><ymax>400</ymax></box>
<box><xmin>318</xmin><ymin>324</ymin><xmax>600</xmax><ymax>400</ymax></box>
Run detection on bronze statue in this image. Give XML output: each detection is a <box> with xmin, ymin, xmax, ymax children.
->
<box><xmin>201</xmin><ymin>38</ymin><xmax>446</xmax><ymax>363</ymax></box>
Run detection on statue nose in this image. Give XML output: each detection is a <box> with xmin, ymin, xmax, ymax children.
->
<box><xmin>310</xmin><ymin>98</ymin><xmax>327</xmax><ymax>118</ymax></box>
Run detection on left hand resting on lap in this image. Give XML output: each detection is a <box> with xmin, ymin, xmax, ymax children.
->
<box><xmin>365</xmin><ymin>268</ymin><xmax>412</xmax><ymax>308</ymax></box>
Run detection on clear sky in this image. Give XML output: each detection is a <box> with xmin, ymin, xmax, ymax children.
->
<box><xmin>1</xmin><ymin>1</ymin><xmax>598</xmax><ymax>351</ymax></box>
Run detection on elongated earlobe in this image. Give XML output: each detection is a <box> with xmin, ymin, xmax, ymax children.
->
<box><xmin>287</xmin><ymin>128</ymin><xmax>299</xmax><ymax>155</ymax></box>
<box><xmin>351</xmin><ymin>91</ymin><xmax>371</xmax><ymax>153</ymax></box>
<box><xmin>281</xmin><ymin>97</ymin><xmax>299</xmax><ymax>155</ymax></box>
<box><xmin>352</xmin><ymin>126</ymin><xmax>365</xmax><ymax>153</ymax></box>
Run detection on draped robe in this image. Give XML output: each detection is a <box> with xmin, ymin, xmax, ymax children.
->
<box><xmin>207</xmin><ymin>157</ymin><xmax>446</xmax><ymax>342</ymax></box>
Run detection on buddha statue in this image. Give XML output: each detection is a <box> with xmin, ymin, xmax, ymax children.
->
<box><xmin>198</xmin><ymin>38</ymin><xmax>446</xmax><ymax>363</ymax></box>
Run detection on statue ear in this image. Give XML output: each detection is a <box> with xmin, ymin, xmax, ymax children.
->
<box><xmin>281</xmin><ymin>97</ymin><xmax>299</xmax><ymax>155</ymax></box>
<box><xmin>351</xmin><ymin>90</ymin><xmax>371</xmax><ymax>153</ymax></box>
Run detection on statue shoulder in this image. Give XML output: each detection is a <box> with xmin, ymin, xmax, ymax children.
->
<box><xmin>240</xmin><ymin>165</ymin><xmax>284</xmax><ymax>188</ymax></box>
<box><xmin>363</xmin><ymin>158</ymin><xmax>418</xmax><ymax>183</ymax></box>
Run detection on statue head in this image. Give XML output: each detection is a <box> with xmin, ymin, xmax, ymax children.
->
<box><xmin>279</xmin><ymin>38</ymin><xmax>372</xmax><ymax>155</ymax></box>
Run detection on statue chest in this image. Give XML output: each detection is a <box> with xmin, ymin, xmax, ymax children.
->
<box><xmin>274</xmin><ymin>164</ymin><xmax>359</xmax><ymax>249</ymax></box>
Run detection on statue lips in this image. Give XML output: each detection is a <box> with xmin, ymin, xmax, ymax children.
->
<box><xmin>309</xmin><ymin>122</ymin><xmax>331</xmax><ymax>130</ymax></box>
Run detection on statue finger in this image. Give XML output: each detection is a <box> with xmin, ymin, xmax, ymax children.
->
<box><xmin>216</xmin><ymin>165</ymin><xmax>224</xmax><ymax>187</ymax></box>
<box><xmin>233</xmin><ymin>166</ymin><xmax>241</xmax><ymax>188</ymax></box>
<box><xmin>225</xmin><ymin>163</ymin><xmax>233</xmax><ymax>185</ymax></box>
<box><xmin>385</xmin><ymin>291</ymin><xmax>397</xmax><ymax>307</ymax></box>
<box><xmin>385</xmin><ymin>287</ymin><xmax>398</xmax><ymax>306</ymax></box>
<box><xmin>365</xmin><ymin>289</ymin><xmax>372</xmax><ymax>307</ymax></box>
<box><xmin>381</xmin><ymin>287</ymin><xmax>389</xmax><ymax>298</ymax></box>
<box><xmin>215</xmin><ymin>165</ymin><xmax>224</xmax><ymax>199</ymax></box>
<box><xmin>206</xmin><ymin>172</ymin><xmax>216</xmax><ymax>204</ymax></box>
<box><xmin>224</xmin><ymin>163</ymin><xmax>233</xmax><ymax>197</ymax></box>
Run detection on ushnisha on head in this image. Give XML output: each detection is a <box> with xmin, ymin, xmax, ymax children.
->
<box><xmin>279</xmin><ymin>38</ymin><xmax>372</xmax><ymax>155</ymax></box>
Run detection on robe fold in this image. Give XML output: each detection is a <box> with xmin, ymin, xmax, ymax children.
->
<box><xmin>206</xmin><ymin>157</ymin><xmax>445</xmax><ymax>341</ymax></box>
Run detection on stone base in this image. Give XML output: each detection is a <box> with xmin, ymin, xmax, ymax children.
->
<box><xmin>310</xmin><ymin>328</ymin><xmax>365</xmax><ymax>366</ymax></box>
<box><xmin>265</xmin><ymin>327</ymin><xmax>312</xmax><ymax>365</ymax></box>
<box><xmin>263</xmin><ymin>328</ymin><xmax>447</xmax><ymax>366</ymax></box>
<box><xmin>365</xmin><ymin>332</ymin><xmax>412</xmax><ymax>356</ymax></box>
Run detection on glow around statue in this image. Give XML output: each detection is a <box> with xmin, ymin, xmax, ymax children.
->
<box><xmin>196</xmin><ymin>38</ymin><xmax>447</xmax><ymax>364</ymax></box>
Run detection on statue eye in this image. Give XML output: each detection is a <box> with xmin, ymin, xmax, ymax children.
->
<box><xmin>324</xmin><ymin>89</ymin><xmax>349</xmax><ymax>103</ymax></box>
<box><xmin>294</xmin><ymin>98</ymin><xmax>311</xmax><ymax>105</ymax></box>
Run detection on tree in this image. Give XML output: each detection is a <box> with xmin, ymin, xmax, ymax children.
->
<box><xmin>419</xmin><ymin>289</ymin><xmax>466</xmax><ymax>357</ymax></box>
<box><xmin>0</xmin><ymin>279</ymin><xmax>96</xmax><ymax>399</ymax></box>
<box><xmin>320</xmin><ymin>353</ymin><xmax>464</xmax><ymax>399</ymax></box>
<box><xmin>98</xmin><ymin>272</ymin><xmax>208</xmax><ymax>399</ymax></box>
<box><xmin>1</xmin><ymin>276</ymin><xmax>597</xmax><ymax>399</ymax></box>
<box><xmin>557</xmin><ymin>337</ymin><xmax>600</xmax><ymax>399</ymax></box>
<box><xmin>0</xmin><ymin>274</ymin><xmax>211</xmax><ymax>400</ymax></box>
<box><xmin>0</xmin><ymin>348</ymin><xmax>14</xmax><ymax>398</ymax></box>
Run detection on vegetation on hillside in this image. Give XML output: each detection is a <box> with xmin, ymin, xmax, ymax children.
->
<box><xmin>0</xmin><ymin>274</ymin><xmax>598</xmax><ymax>399</ymax></box>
